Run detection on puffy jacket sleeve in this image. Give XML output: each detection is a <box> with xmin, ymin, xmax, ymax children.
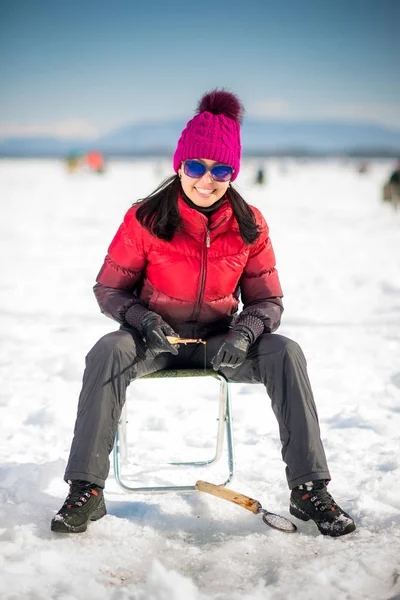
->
<box><xmin>238</xmin><ymin>208</ymin><xmax>284</xmax><ymax>333</ymax></box>
<box><xmin>93</xmin><ymin>206</ymin><xmax>148</xmax><ymax>323</ymax></box>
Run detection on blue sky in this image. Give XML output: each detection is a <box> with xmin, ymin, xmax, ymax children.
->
<box><xmin>1</xmin><ymin>0</ymin><xmax>399</xmax><ymax>139</ymax></box>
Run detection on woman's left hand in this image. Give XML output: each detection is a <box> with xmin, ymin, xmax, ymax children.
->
<box><xmin>211</xmin><ymin>330</ymin><xmax>251</xmax><ymax>370</ymax></box>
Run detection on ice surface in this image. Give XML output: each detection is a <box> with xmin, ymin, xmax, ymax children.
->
<box><xmin>0</xmin><ymin>157</ymin><xmax>399</xmax><ymax>600</ymax></box>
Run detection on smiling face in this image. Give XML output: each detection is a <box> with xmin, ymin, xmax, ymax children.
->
<box><xmin>178</xmin><ymin>158</ymin><xmax>230</xmax><ymax>207</ymax></box>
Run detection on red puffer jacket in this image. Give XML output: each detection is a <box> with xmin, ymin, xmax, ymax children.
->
<box><xmin>94</xmin><ymin>195</ymin><xmax>283</xmax><ymax>337</ymax></box>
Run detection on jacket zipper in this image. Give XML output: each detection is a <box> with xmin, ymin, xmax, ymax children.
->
<box><xmin>193</xmin><ymin>227</ymin><xmax>209</xmax><ymax>319</ymax></box>
<box><xmin>193</xmin><ymin>216</ymin><xmax>227</xmax><ymax>320</ymax></box>
<box><xmin>209</xmin><ymin>215</ymin><xmax>227</xmax><ymax>233</ymax></box>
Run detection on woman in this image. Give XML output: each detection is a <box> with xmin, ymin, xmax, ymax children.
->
<box><xmin>51</xmin><ymin>90</ymin><xmax>355</xmax><ymax>537</ymax></box>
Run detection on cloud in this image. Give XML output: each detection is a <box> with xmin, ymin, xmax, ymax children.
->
<box><xmin>1</xmin><ymin>101</ymin><xmax>399</xmax><ymax>139</ymax></box>
<box><xmin>0</xmin><ymin>119</ymin><xmax>100</xmax><ymax>139</ymax></box>
<box><xmin>316</xmin><ymin>102</ymin><xmax>400</xmax><ymax>129</ymax></box>
<box><xmin>249</xmin><ymin>99</ymin><xmax>291</xmax><ymax>118</ymax></box>
<box><xmin>248</xmin><ymin>98</ymin><xmax>400</xmax><ymax>129</ymax></box>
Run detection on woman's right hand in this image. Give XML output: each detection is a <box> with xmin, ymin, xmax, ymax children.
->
<box><xmin>141</xmin><ymin>313</ymin><xmax>179</xmax><ymax>356</ymax></box>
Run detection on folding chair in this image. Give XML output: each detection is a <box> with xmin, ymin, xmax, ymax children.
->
<box><xmin>113</xmin><ymin>369</ymin><xmax>235</xmax><ymax>493</ymax></box>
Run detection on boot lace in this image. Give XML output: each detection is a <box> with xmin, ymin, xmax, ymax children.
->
<box><xmin>64</xmin><ymin>480</ymin><xmax>98</xmax><ymax>509</ymax></box>
<box><xmin>303</xmin><ymin>483</ymin><xmax>338</xmax><ymax>513</ymax></box>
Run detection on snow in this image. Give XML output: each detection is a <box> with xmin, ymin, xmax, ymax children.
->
<box><xmin>1</xmin><ymin>157</ymin><xmax>400</xmax><ymax>600</ymax></box>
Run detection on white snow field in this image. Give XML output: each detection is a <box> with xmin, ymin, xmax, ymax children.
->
<box><xmin>0</xmin><ymin>157</ymin><xmax>399</xmax><ymax>600</ymax></box>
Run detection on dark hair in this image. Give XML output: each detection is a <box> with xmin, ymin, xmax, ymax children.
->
<box><xmin>134</xmin><ymin>175</ymin><xmax>260</xmax><ymax>244</ymax></box>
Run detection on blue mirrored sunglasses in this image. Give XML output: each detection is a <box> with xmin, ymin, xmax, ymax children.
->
<box><xmin>183</xmin><ymin>160</ymin><xmax>234</xmax><ymax>182</ymax></box>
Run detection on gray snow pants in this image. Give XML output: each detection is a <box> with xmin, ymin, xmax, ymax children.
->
<box><xmin>64</xmin><ymin>329</ymin><xmax>331</xmax><ymax>489</ymax></box>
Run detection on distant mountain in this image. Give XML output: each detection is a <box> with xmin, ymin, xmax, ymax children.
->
<box><xmin>1</xmin><ymin>118</ymin><xmax>400</xmax><ymax>157</ymax></box>
<box><xmin>0</xmin><ymin>136</ymin><xmax>91</xmax><ymax>156</ymax></box>
<box><xmin>241</xmin><ymin>119</ymin><xmax>400</xmax><ymax>153</ymax></box>
<box><xmin>97</xmin><ymin>121</ymin><xmax>185</xmax><ymax>154</ymax></box>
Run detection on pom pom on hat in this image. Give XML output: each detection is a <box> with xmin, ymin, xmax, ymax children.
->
<box><xmin>173</xmin><ymin>89</ymin><xmax>244</xmax><ymax>181</ymax></box>
<box><xmin>197</xmin><ymin>89</ymin><xmax>244</xmax><ymax>123</ymax></box>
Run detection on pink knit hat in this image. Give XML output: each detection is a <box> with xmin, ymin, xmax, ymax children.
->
<box><xmin>173</xmin><ymin>89</ymin><xmax>244</xmax><ymax>181</ymax></box>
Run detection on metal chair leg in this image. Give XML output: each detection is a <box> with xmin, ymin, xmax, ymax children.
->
<box><xmin>113</xmin><ymin>369</ymin><xmax>235</xmax><ymax>493</ymax></box>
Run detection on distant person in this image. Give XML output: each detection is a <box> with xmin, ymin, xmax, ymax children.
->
<box><xmin>51</xmin><ymin>90</ymin><xmax>356</xmax><ymax>538</ymax></box>
<box><xmin>255</xmin><ymin>167</ymin><xmax>265</xmax><ymax>185</ymax></box>
<box><xmin>389</xmin><ymin>162</ymin><xmax>400</xmax><ymax>186</ymax></box>
<box><xmin>357</xmin><ymin>161</ymin><xmax>369</xmax><ymax>174</ymax></box>
<box><xmin>383</xmin><ymin>161</ymin><xmax>400</xmax><ymax>209</ymax></box>
<box><xmin>65</xmin><ymin>150</ymin><xmax>84</xmax><ymax>173</ymax></box>
<box><xmin>86</xmin><ymin>151</ymin><xmax>105</xmax><ymax>174</ymax></box>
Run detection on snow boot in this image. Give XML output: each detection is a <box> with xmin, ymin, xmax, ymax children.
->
<box><xmin>290</xmin><ymin>480</ymin><xmax>356</xmax><ymax>537</ymax></box>
<box><xmin>51</xmin><ymin>480</ymin><xmax>106</xmax><ymax>533</ymax></box>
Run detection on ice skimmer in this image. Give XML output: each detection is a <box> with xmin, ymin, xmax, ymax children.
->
<box><xmin>196</xmin><ymin>480</ymin><xmax>297</xmax><ymax>533</ymax></box>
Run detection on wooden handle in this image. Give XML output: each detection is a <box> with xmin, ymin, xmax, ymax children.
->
<box><xmin>195</xmin><ymin>480</ymin><xmax>261</xmax><ymax>514</ymax></box>
<box><xmin>166</xmin><ymin>336</ymin><xmax>206</xmax><ymax>345</ymax></box>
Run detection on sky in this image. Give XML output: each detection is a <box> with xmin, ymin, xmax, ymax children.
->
<box><xmin>0</xmin><ymin>157</ymin><xmax>399</xmax><ymax>599</ymax></box>
<box><xmin>1</xmin><ymin>0</ymin><xmax>399</xmax><ymax>139</ymax></box>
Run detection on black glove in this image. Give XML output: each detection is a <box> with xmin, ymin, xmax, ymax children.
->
<box><xmin>211</xmin><ymin>329</ymin><xmax>252</xmax><ymax>371</ymax></box>
<box><xmin>141</xmin><ymin>312</ymin><xmax>179</xmax><ymax>357</ymax></box>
